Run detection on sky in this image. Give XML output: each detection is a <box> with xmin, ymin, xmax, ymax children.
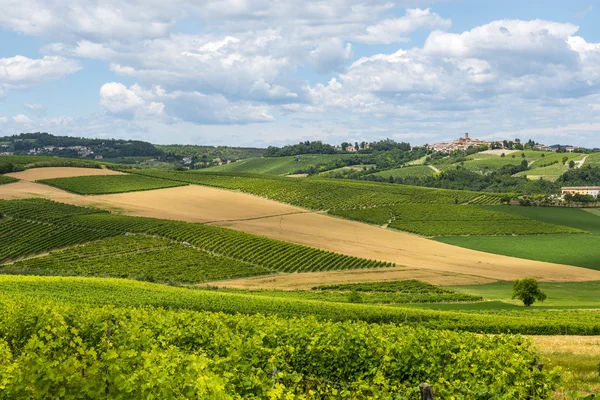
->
<box><xmin>1</xmin><ymin>0</ymin><xmax>600</xmax><ymax>148</ymax></box>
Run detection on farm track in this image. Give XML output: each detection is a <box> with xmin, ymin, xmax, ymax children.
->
<box><xmin>2</xmin><ymin>170</ymin><xmax>600</xmax><ymax>282</ymax></box>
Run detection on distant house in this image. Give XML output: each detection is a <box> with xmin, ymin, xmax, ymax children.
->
<box><xmin>182</xmin><ymin>157</ymin><xmax>193</xmax><ymax>164</ymax></box>
<box><xmin>94</xmin><ymin>155</ymin><xmax>103</xmax><ymax>160</ymax></box>
<box><xmin>562</xmin><ymin>186</ymin><xmax>600</xmax><ymax>197</ymax></box>
<box><xmin>428</xmin><ymin>133</ymin><xmax>500</xmax><ymax>152</ymax></box>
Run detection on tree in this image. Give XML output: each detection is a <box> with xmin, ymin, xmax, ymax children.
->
<box><xmin>569</xmin><ymin>160</ymin><xmax>575</xmax><ymax>169</ymax></box>
<box><xmin>512</xmin><ymin>278</ymin><xmax>547</xmax><ymax>306</ymax></box>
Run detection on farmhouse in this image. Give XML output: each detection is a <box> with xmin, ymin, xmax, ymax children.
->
<box><xmin>561</xmin><ymin>186</ymin><xmax>600</xmax><ymax>197</ymax></box>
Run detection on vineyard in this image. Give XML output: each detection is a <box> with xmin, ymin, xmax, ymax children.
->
<box><xmin>2</xmin><ymin>275</ymin><xmax>600</xmax><ymax>335</ymax></box>
<box><xmin>38</xmin><ymin>174</ymin><xmax>188</xmax><ymax>194</ymax></box>
<box><xmin>129</xmin><ymin>170</ymin><xmax>506</xmax><ymax>209</ymax></box>
<box><xmin>329</xmin><ymin>203</ymin><xmax>581</xmax><ymax>236</ymax></box>
<box><xmin>0</xmin><ymin>175</ymin><xmax>17</xmax><ymax>185</ymax></box>
<box><xmin>0</xmin><ymin>155</ymin><xmax>111</xmax><ymax>174</ymax></box>
<box><xmin>4</xmin><ymin>235</ymin><xmax>271</xmax><ymax>283</ymax></box>
<box><xmin>217</xmin><ymin>286</ymin><xmax>483</xmax><ymax>304</ymax></box>
<box><xmin>0</xmin><ymin>218</ymin><xmax>118</xmax><ymax>263</ymax></box>
<box><xmin>0</xmin><ymin>199</ymin><xmax>392</xmax><ymax>275</ymax></box>
<box><xmin>0</xmin><ymin>294</ymin><xmax>559</xmax><ymax>398</ymax></box>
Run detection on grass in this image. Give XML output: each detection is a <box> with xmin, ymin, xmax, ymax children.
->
<box><xmin>437</xmin><ymin>206</ymin><xmax>600</xmax><ymax>270</ymax></box>
<box><xmin>479</xmin><ymin>205</ymin><xmax>600</xmax><ymax>234</ymax></box>
<box><xmin>436</xmin><ymin>234</ymin><xmax>600</xmax><ymax>270</ymax></box>
<box><xmin>38</xmin><ymin>174</ymin><xmax>188</xmax><ymax>194</ymax></box>
<box><xmin>372</xmin><ymin>165</ymin><xmax>434</xmax><ymax>179</ymax></box>
<box><xmin>201</xmin><ymin>154</ymin><xmax>363</xmax><ymax>175</ymax></box>
<box><xmin>450</xmin><ymin>281</ymin><xmax>600</xmax><ymax>308</ymax></box>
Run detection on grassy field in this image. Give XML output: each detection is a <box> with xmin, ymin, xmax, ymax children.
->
<box><xmin>480</xmin><ymin>205</ymin><xmax>600</xmax><ymax>234</ymax></box>
<box><xmin>371</xmin><ymin>165</ymin><xmax>434</xmax><ymax>179</ymax></box>
<box><xmin>201</xmin><ymin>154</ymin><xmax>364</xmax><ymax>175</ymax></box>
<box><xmin>38</xmin><ymin>174</ymin><xmax>188</xmax><ymax>194</ymax></box>
<box><xmin>437</xmin><ymin>206</ymin><xmax>600</xmax><ymax>270</ymax></box>
<box><xmin>437</xmin><ymin>234</ymin><xmax>600</xmax><ymax>270</ymax></box>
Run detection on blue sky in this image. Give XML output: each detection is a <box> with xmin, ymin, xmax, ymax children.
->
<box><xmin>1</xmin><ymin>0</ymin><xmax>599</xmax><ymax>147</ymax></box>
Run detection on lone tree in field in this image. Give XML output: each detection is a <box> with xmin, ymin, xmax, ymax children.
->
<box><xmin>512</xmin><ymin>278</ymin><xmax>547</xmax><ymax>306</ymax></box>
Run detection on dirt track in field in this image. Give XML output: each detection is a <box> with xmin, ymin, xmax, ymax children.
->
<box><xmin>3</xmin><ymin>168</ymin><xmax>600</xmax><ymax>283</ymax></box>
<box><xmin>6</xmin><ymin>167</ymin><xmax>124</xmax><ymax>181</ymax></box>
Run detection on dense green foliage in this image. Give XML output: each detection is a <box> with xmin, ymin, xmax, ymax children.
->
<box><xmin>4</xmin><ymin>235</ymin><xmax>270</xmax><ymax>284</ymax></box>
<box><xmin>329</xmin><ymin>204</ymin><xmax>579</xmax><ymax>236</ymax></box>
<box><xmin>0</xmin><ymin>199</ymin><xmax>390</xmax><ymax>273</ymax></box>
<box><xmin>0</xmin><ymin>155</ymin><xmax>110</xmax><ymax>174</ymax></box>
<box><xmin>1</xmin><ymin>275</ymin><xmax>599</xmax><ymax>335</ymax></box>
<box><xmin>371</xmin><ymin>165</ymin><xmax>434</xmax><ymax>179</ymax></box>
<box><xmin>157</xmin><ymin>144</ymin><xmax>265</xmax><ymax>161</ymax></box>
<box><xmin>557</xmin><ymin>165</ymin><xmax>600</xmax><ymax>186</ymax></box>
<box><xmin>130</xmin><ymin>170</ymin><xmax>504</xmax><ymax>210</ymax></box>
<box><xmin>220</xmin><ymin>283</ymin><xmax>482</xmax><ymax>305</ymax></box>
<box><xmin>2</xmin><ymin>132</ymin><xmax>162</xmax><ymax>158</ymax></box>
<box><xmin>512</xmin><ymin>278</ymin><xmax>547</xmax><ymax>307</ymax></box>
<box><xmin>0</xmin><ymin>175</ymin><xmax>17</xmax><ymax>185</ymax></box>
<box><xmin>315</xmin><ymin>280</ymin><xmax>479</xmax><ymax>293</ymax></box>
<box><xmin>0</xmin><ymin>295</ymin><xmax>559</xmax><ymax>398</ymax></box>
<box><xmin>38</xmin><ymin>174</ymin><xmax>187</xmax><ymax>194</ymax></box>
<box><xmin>264</xmin><ymin>140</ymin><xmax>337</xmax><ymax>156</ymax></box>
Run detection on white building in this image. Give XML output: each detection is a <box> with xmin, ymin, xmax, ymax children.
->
<box><xmin>562</xmin><ymin>187</ymin><xmax>600</xmax><ymax>198</ymax></box>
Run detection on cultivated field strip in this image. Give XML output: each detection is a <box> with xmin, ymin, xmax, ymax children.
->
<box><xmin>38</xmin><ymin>174</ymin><xmax>188</xmax><ymax>195</ymax></box>
<box><xmin>0</xmin><ymin>218</ymin><xmax>118</xmax><ymax>263</ymax></box>
<box><xmin>6</xmin><ymin>235</ymin><xmax>271</xmax><ymax>283</ymax></box>
<box><xmin>128</xmin><ymin>170</ymin><xmax>505</xmax><ymax>210</ymax></box>
<box><xmin>0</xmin><ymin>199</ymin><xmax>393</xmax><ymax>274</ymax></box>
<box><xmin>329</xmin><ymin>204</ymin><xmax>583</xmax><ymax>236</ymax></box>
<box><xmin>0</xmin><ymin>176</ymin><xmax>18</xmax><ymax>185</ymax></box>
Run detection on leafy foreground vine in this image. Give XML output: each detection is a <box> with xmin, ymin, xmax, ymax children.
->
<box><xmin>0</xmin><ymin>298</ymin><xmax>559</xmax><ymax>399</ymax></box>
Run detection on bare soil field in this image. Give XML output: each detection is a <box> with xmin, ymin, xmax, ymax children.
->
<box><xmin>3</xmin><ymin>170</ymin><xmax>600</xmax><ymax>283</ymax></box>
<box><xmin>6</xmin><ymin>167</ymin><xmax>124</xmax><ymax>181</ymax></box>
<box><xmin>200</xmin><ymin>267</ymin><xmax>495</xmax><ymax>290</ymax></box>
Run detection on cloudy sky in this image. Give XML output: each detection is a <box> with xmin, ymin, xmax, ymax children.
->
<box><xmin>1</xmin><ymin>0</ymin><xmax>600</xmax><ymax>147</ymax></box>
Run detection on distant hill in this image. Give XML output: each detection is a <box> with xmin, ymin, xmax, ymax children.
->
<box><xmin>0</xmin><ymin>132</ymin><xmax>162</xmax><ymax>159</ymax></box>
<box><xmin>156</xmin><ymin>144</ymin><xmax>265</xmax><ymax>164</ymax></box>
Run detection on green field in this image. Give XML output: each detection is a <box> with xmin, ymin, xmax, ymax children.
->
<box><xmin>201</xmin><ymin>154</ymin><xmax>365</xmax><ymax>175</ymax></box>
<box><xmin>330</xmin><ymin>203</ymin><xmax>579</xmax><ymax>236</ymax></box>
<box><xmin>437</xmin><ymin>234</ymin><xmax>600</xmax><ymax>270</ymax></box>
<box><xmin>38</xmin><ymin>173</ymin><xmax>188</xmax><ymax>194</ymax></box>
<box><xmin>451</xmin><ymin>281</ymin><xmax>600</xmax><ymax>308</ymax></box>
<box><xmin>371</xmin><ymin>165</ymin><xmax>434</xmax><ymax>179</ymax></box>
<box><xmin>480</xmin><ymin>205</ymin><xmax>600</xmax><ymax>234</ymax></box>
<box><xmin>436</xmin><ymin>206</ymin><xmax>600</xmax><ymax>270</ymax></box>
<box><xmin>0</xmin><ymin>154</ymin><xmax>114</xmax><ymax>173</ymax></box>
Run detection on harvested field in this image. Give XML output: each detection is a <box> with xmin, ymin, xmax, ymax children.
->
<box><xmin>95</xmin><ymin>185</ymin><xmax>306</xmax><ymax>222</ymax></box>
<box><xmin>6</xmin><ymin>167</ymin><xmax>124</xmax><ymax>181</ymax></box>
<box><xmin>2</xmin><ymin>179</ymin><xmax>600</xmax><ymax>282</ymax></box>
<box><xmin>200</xmin><ymin>267</ymin><xmax>496</xmax><ymax>290</ymax></box>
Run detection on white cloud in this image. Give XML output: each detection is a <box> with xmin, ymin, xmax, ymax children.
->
<box><xmin>99</xmin><ymin>82</ymin><xmax>274</xmax><ymax>124</ymax></box>
<box><xmin>0</xmin><ymin>55</ymin><xmax>81</xmax><ymax>94</ymax></box>
<box><xmin>356</xmin><ymin>8</ymin><xmax>451</xmax><ymax>44</ymax></box>
<box><xmin>310</xmin><ymin>39</ymin><xmax>353</xmax><ymax>73</ymax></box>
<box><xmin>12</xmin><ymin>114</ymin><xmax>33</xmax><ymax>124</ymax></box>
<box><xmin>24</xmin><ymin>103</ymin><xmax>47</xmax><ymax>116</ymax></box>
